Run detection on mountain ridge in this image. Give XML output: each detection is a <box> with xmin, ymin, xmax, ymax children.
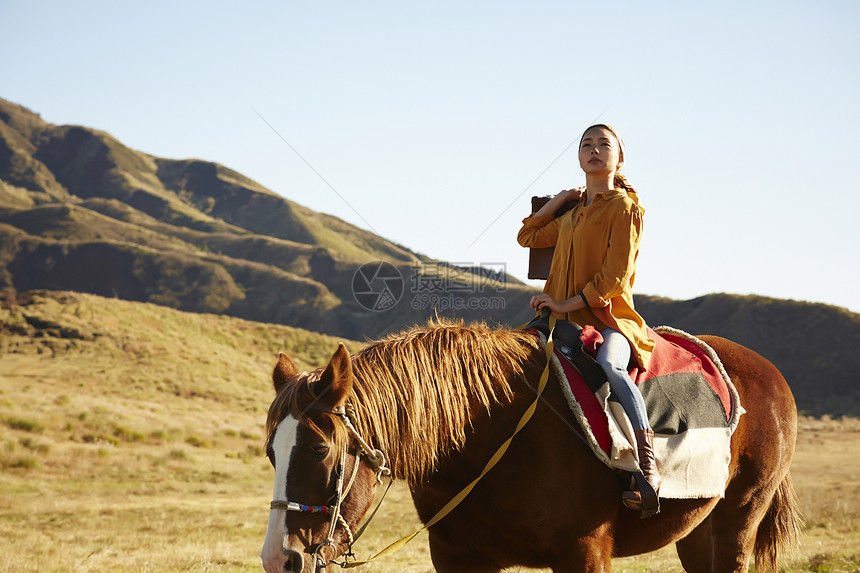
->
<box><xmin>1</xmin><ymin>96</ymin><xmax>858</xmax><ymax>417</ymax></box>
<box><xmin>0</xmin><ymin>96</ymin><xmax>533</xmax><ymax>339</ymax></box>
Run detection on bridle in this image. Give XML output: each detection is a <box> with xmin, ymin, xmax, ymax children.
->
<box><xmin>269</xmin><ymin>403</ymin><xmax>391</xmax><ymax>570</ymax></box>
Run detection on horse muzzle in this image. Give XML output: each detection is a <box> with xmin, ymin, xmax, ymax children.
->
<box><xmin>283</xmin><ymin>548</ymin><xmax>303</xmax><ymax>573</ymax></box>
<box><xmin>289</xmin><ymin>542</ymin><xmax>337</xmax><ymax>573</ymax></box>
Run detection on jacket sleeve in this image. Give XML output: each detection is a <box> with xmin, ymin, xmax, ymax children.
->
<box><xmin>517</xmin><ymin>214</ymin><xmax>560</xmax><ymax>248</ymax></box>
<box><xmin>582</xmin><ymin>206</ymin><xmax>643</xmax><ymax>308</ymax></box>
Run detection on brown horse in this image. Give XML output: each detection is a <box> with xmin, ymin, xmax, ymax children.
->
<box><xmin>260</xmin><ymin>319</ymin><xmax>801</xmax><ymax>573</ymax></box>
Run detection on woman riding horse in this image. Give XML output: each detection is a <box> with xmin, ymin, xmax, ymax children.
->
<box><xmin>517</xmin><ymin>123</ymin><xmax>660</xmax><ymax>513</ymax></box>
<box><xmin>262</xmin><ymin>123</ymin><xmax>800</xmax><ymax>572</ymax></box>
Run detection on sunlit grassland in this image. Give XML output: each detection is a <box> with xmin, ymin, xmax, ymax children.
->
<box><xmin>1</xmin><ymin>291</ymin><xmax>858</xmax><ymax>572</ymax></box>
<box><xmin>0</xmin><ymin>291</ymin><xmax>368</xmax><ymax>572</ymax></box>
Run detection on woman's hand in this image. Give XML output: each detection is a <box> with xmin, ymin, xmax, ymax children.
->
<box><xmin>530</xmin><ymin>294</ymin><xmax>568</xmax><ymax>314</ymax></box>
<box><xmin>533</xmin><ymin>186</ymin><xmax>586</xmax><ymax>218</ymax></box>
<box><xmin>529</xmin><ymin>293</ymin><xmax>586</xmax><ymax>315</ymax></box>
<box><xmin>560</xmin><ymin>186</ymin><xmax>585</xmax><ymax>201</ymax></box>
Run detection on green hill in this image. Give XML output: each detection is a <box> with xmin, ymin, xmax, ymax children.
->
<box><xmin>0</xmin><ymin>290</ymin><xmax>373</xmax><ymax>571</ymax></box>
<box><xmin>0</xmin><ymin>290</ymin><xmax>855</xmax><ymax>572</ymax></box>
<box><xmin>0</xmin><ymin>97</ymin><xmax>530</xmax><ymax>339</ymax></box>
<box><xmin>2</xmin><ymin>97</ymin><xmax>860</xmax><ymax>418</ymax></box>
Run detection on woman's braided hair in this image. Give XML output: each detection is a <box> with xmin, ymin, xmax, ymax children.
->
<box><xmin>581</xmin><ymin>123</ymin><xmax>637</xmax><ymax>194</ymax></box>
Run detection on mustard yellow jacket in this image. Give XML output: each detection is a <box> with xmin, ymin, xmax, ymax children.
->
<box><xmin>517</xmin><ymin>188</ymin><xmax>655</xmax><ymax>370</ymax></box>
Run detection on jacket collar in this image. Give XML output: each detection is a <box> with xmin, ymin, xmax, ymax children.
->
<box><xmin>588</xmin><ymin>187</ymin><xmax>627</xmax><ymax>204</ymax></box>
<box><xmin>598</xmin><ymin>188</ymin><xmax>627</xmax><ymax>201</ymax></box>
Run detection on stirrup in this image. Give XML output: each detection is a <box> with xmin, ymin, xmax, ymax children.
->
<box><xmin>622</xmin><ymin>471</ymin><xmax>660</xmax><ymax>518</ymax></box>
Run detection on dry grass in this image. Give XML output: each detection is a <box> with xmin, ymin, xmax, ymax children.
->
<box><xmin>1</xmin><ymin>291</ymin><xmax>858</xmax><ymax>572</ymax></box>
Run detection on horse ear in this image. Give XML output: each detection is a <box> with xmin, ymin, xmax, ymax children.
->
<box><xmin>315</xmin><ymin>343</ymin><xmax>353</xmax><ymax>409</ymax></box>
<box><xmin>273</xmin><ymin>352</ymin><xmax>299</xmax><ymax>393</ymax></box>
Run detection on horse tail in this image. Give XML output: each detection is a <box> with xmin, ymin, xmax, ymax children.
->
<box><xmin>754</xmin><ymin>471</ymin><xmax>804</xmax><ymax>572</ymax></box>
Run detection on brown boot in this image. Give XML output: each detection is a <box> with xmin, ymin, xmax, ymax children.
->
<box><xmin>622</xmin><ymin>429</ymin><xmax>662</xmax><ymax>517</ymax></box>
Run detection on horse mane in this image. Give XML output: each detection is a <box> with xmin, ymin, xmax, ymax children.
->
<box><xmin>348</xmin><ymin>318</ymin><xmax>541</xmax><ymax>485</ymax></box>
<box><xmin>265</xmin><ymin>317</ymin><xmax>542</xmax><ymax>486</ymax></box>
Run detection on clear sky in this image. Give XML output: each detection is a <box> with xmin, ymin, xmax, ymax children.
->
<box><xmin>3</xmin><ymin>1</ymin><xmax>859</xmax><ymax>311</ymax></box>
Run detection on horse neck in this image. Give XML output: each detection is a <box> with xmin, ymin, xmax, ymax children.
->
<box><xmin>349</xmin><ymin>337</ymin><xmax>533</xmax><ymax>486</ymax></box>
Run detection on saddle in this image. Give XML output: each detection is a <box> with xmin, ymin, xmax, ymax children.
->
<box><xmin>524</xmin><ymin>309</ymin><xmax>660</xmax><ymax>516</ymax></box>
<box><xmin>523</xmin><ymin>309</ymin><xmax>741</xmax><ymax>514</ymax></box>
<box><xmin>525</xmin><ymin>310</ymin><xmax>606</xmax><ymax>393</ymax></box>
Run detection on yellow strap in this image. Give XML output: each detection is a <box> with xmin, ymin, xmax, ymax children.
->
<box><xmin>343</xmin><ymin>315</ymin><xmax>556</xmax><ymax>568</ymax></box>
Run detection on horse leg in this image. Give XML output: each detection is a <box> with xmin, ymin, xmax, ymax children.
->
<box><xmin>676</xmin><ymin>418</ymin><xmax>797</xmax><ymax>570</ymax></box>
<box><xmin>675</xmin><ymin>514</ymin><xmax>715</xmax><ymax>571</ymax></box>
<box><xmin>676</xmin><ymin>418</ymin><xmax>795</xmax><ymax>573</ymax></box>
<box><xmin>552</xmin><ymin>548</ymin><xmax>612</xmax><ymax>572</ymax></box>
<box><xmin>679</xmin><ymin>337</ymin><xmax>800</xmax><ymax>573</ymax></box>
<box><xmin>426</xmin><ymin>532</ymin><xmax>502</xmax><ymax>573</ymax></box>
<box><xmin>550</xmin><ymin>526</ymin><xmax>614</xmax><ymax>573</ymax></box>
<box><xmin>677</xmin><ymin>476</ymin><xmax>782</xmax><ymax>573</ymax></box>
<box><xmin>428</xmin><ymin>523</ymin><xmax>614</xmax><ymax>573</ymax></box>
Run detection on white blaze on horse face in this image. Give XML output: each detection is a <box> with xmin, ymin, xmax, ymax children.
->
<box><xmin>260</xmin><ymin>415</ymin><xmax>299</xmax><ymax>572</ymax></box>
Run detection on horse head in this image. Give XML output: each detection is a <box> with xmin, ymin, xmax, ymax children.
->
<box><xmin>260</xmin><ymin>344</ymin><xmax>385</xmax><ymax>573</ymax></box>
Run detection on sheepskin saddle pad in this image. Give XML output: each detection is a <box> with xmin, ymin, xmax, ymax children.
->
<box><xmin>527</xmin><ymin>318</ymin><xmax>744</xmax><ymax>500</ymax></box>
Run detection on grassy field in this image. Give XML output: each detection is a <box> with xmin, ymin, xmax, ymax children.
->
<box><xmin>1</xmin><ymin>291</ymin><xmax>858</xmax><ymax>572</ymax></box>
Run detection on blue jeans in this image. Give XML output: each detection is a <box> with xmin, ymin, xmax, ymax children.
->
<box><xmin>596</xmin><ymin>328</ymin><xmax>651</xmax><ymax>431</ymax></box>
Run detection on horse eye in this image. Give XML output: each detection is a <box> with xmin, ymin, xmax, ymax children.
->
<box><xmin>310</xmin><ymin>445</ymin><xmax>330</xmax><ymax>459</ymax></box>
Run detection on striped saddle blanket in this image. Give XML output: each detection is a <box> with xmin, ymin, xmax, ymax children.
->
<box><xmin>547</xmin><ymin>325</ymin><xmax>744</xmax><ymax>499</ymax></box>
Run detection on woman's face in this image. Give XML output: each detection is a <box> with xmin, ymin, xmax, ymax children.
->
<box><xmin>578</xmin><ymin>126</ymin><xmax>622</xmax><ymax>175</ymax></box>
